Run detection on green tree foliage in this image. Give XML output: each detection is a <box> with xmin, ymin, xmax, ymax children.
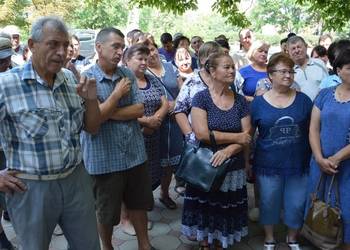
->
<box><xmin>28</xmin><ymin>0</ymin><xmax>78</xmax><ymax>23</ymax></box>
<box><xmin>131</xmin><ymin>0</ymin><xmax>350</xmax><ymax>32</ymax></box>
<box><xmin>72</xmin><ymin>0</ymin><xmax>128</xmax><ymax>29</ymax></box>
<box><xmin>0</xmin><ymin>0</ymin><xmax>29</xmax><ymax>27</ymax></box>
<box><xmin>212</xmin><ymin>0</ymin><xmax>250</xmax><ymax>27</ymax></box>
<box><xmin>129</xmin><ymin>0</ymin><xmax>197</xmax><ymax>16</ymax></box>
<box><xmin>249</xmin><ymin>0</ymin><xmax>317</xmax><ymax>33</ymax></box>
<box><xmin>131</xmin><ymin>0</ymin><xmax>250</xmax><ymax>28</ymax></box>
<box><xmin>138</xmin><ymin>6</ymin><xmax>241</xmax><ymax>43</ymax></box>
<box><xmin>296</xmin><ymin>0</ymin><xmax>350</xmax><ymax>31</ymax></box>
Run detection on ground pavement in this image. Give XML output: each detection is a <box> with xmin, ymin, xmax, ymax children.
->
<box><xmin>3</xmin><ymin>181</ymin><xmax>318</xmax><ymax>250</ymax></box>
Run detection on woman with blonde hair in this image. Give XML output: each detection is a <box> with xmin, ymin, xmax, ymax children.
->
<box><xmin>237</xmin><ymin>40</ymin><xmax>270</xmax><ymax>101</ymax></box>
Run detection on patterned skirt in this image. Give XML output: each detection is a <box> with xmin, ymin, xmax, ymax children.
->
<box><xmin>181</xmin><ymin>169</ymin><xmax>248</xmax><ymax>248</ymax></box>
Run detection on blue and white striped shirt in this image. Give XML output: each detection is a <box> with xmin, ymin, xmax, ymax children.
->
<box><xmin>0</xmin><ymin>61</ymin><xmax>84</xmax><ymax>175</ymax></box>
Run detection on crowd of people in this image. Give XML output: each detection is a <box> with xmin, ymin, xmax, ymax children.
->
<box><xmin>0</xmin><ymin>15</ymin><xmax>349</xmax><ymax>250</ymax></box>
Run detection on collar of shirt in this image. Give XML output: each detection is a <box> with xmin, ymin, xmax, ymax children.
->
<box><xmin>20</xmin><ymin>60</ymin><xmax>67</xmax><ymax>90</ymax></box>
<box><xmin>92</xmin><ymin>63</ymin><xmax>124</xmax><ymax>83</ymax></box>
<box><xmin>294</xmin><ymin>57</ymin><xmax>320</xmax><ymax>70</ymax></box>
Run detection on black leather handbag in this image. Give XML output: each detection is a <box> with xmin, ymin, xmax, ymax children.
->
<box><xmin>176</xmin><ymin>131</ymin><xmax>233</xmax><ymax>192</ymax></box>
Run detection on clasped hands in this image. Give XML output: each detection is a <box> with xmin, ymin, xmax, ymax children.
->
<box><xmin>317</xmin><ymin>155</ymin><xmax>340</xmax><ymax>174</ymax></box>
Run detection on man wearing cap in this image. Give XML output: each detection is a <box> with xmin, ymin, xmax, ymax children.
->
<box><xmin>0</xmin><ymin>16</ymin><xmax>101</xmax><ymax>250</ymax></box>
<box><xmin>2</xmin><ymin>25</ymin><xmax>25</xmax><ymax>66</ymax></box>
<box><xmin>0</xmin><ymin>37</ymin><xmax>13</xmax><ymax>72</ymax></box>
<box><xmin>0</xmin><ymin>36</ymin><xmax>15</xmax><ymax>250</ymax></box>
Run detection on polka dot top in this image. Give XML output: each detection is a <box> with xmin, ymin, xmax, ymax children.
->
<box><xmin>192</xmin><ymin>88</ymin><xmax>249</xmax><ymax>133</ymax></box>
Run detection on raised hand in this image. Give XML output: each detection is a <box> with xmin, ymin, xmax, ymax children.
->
<box><xmin>77</xmin><ymin>75</ymin><xmax>97</xmax><ymax>100</ymax></box>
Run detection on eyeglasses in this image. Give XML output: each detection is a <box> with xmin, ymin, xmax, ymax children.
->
<box><xmin>271</xmin><ymin>69</ymin><xmax>296</xmax><ymax>75</ymax></box>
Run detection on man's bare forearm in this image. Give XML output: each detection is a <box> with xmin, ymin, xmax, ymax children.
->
<box><xmin>110</xmin><ymin>103</ymin><xmax>144</xmax><ymax>121</ymax></box>
<box><xmin>84</xmin><ymin>99</ymin><xmax>101</xmax><ymax>134</ymax></box>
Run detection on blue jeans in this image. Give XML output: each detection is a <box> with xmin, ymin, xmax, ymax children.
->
<box><xmin>257</xmin><ymin>174</ymin><xmax>308</xmax><ymax>229</ymax></box>
<box><xmin>6</xmin><ymin>164</ymin><xmax>100</xmax><ymax>250</ymax></box>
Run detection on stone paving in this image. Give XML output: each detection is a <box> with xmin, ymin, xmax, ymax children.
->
<box><xmin>2</xmin><ymin>181</ymin><xmax>318</xmax><ymax>250</ymax></box>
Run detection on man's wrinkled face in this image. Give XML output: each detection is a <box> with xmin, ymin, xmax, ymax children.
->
<box><xmin>96</xmin><ymin>33</ymin><xmax>125</xmax><ymax>67</ymax></box>
<box><xmin>30</xmin><ymin>25</ymin><xmax>69</xmax><ymax>76</ymax></box>
<box><xmin>288</xmin><ymin>41</ymin><xmax>307</xmax><ymax>64</ymax></box>
<box><xmin>11</xmin><ymin>34</ymin><xmax>20</xmax><ymax>49</ymax></box>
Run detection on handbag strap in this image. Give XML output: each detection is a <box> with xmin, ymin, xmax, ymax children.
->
<box><xmin>209</xmin><ymin>130</ymin><xmax>218</xmax><ymax>152</ymax></box>
<box><xmin>314</xmin><ymin>173</ymin><xmax>325</xmax><ymax>196</ymax></box>
<box><xmin>314</xmin><ymin>173</ymin><xmax>341</xmax><ymax>209</ymax></box>
<box><xmin>327</xmin><ymin>175</ymin><xmax>341</xmax><ymax>209</ymax></box>
<box><xmin>147</xmin><ymin>68</ymin><xmax>176</xmax><ymax>100</ymax></box>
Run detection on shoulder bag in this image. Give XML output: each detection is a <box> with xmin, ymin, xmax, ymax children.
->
<box><xmin>175</xmin><ymin>131</ymin><xmax>233</xmax><ymax>192</ymax></box>
<box><xmin>301</xmin><ymin>174</ymin><xmax>343</xmax><ymax>250</ymax></box>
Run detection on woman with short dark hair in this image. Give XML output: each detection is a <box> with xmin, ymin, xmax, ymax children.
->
<box><xmin>308</xmin><ymin>49</ymin><xmax>350</xmax><ymax>250</ymax></box>
<box><xmin>173</xmin><ymin>35</ymin><xmax>199</xmax><ymax>70</ymax></box>
<box><xmin>174</xmin><ymin>41</ymin><xmax>223</xmax><ymax>196</ymax></box>
<box><xmin>311</xmin><ymin>45</ymin><xmax>328</xmax><ymax>65</ymax></box>
<box><xmin>146</xmin><ymin>40</ymin><xmax>184</xmax><ymax>210</ymax></box>
<box><xmin>182</xmin><ymin>52</ymin><xmax>251</xmax><ymax>250</ymax></box>
<box><xmin>125</xmin><ymin>44</ymin><xmax>169</xmax><ymax>191</ymax></box>
<box><xmin>251</xmin><ymin>53</ymin><xmax>312</xmax><ymax>250</ymax></box>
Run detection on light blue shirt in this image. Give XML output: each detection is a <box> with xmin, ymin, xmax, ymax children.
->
<box><xmin>80</xmin><ymin>63</ymin><xmax>147</xmax><ymax>175</ymax></box>
<box><xmin>319</xmin><ymin>74</ymin><xmax>341</xmax><ymax>89</ymax></box>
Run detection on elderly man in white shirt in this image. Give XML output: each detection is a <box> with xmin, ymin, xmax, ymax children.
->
<box><xmin>287</xmin><ymin>36</ymin><xmax>328</xmax><ymax>100</ymax></box>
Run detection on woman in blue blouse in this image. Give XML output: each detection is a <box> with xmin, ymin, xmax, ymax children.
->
<box><xmin>251</xmin><ymin>53</ymin><xmax>312</xmax><ymax>250</ymax></box>
<box><xmin>238</xmin><ymin>40</ymin><xmax>270</xmax><ymax>101</ymax></box>
<box><xmin>182</xmin><ymin>52</ymin><xmax>251</xmax><ymax>250</ymax></box>
<box><xmin>174</xmin><ymin>41</ymin><xmax>222</xmax><ymax>195</ymax></box>
<box><xmin>146</xmin><ymin>40</ymin><xmax>184</xmax><ymax>210</ymax></box>
<box><xmin>125</xmin><ymin>44</ymin><xmax>169</xmax><ymax>191</ymax></box>
<box><xmin>308</xmin><ymin>49</ymin><xmax>350</xmax><ymax>250</ymax></box>
<box><xmin>122</xmin><ymin>44</ymin><xmax>168</xmax><ymax>234</ymax></box>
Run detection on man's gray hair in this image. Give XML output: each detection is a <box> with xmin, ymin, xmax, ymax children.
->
<box><xmin>31</xmin><ymin>16</ymin><xmax>69</xmax><ymax>42</ymax></box>
<box><xmin>95</xmin><ymin>27</ymin><xmax>124</xmax><ymax>44</ymax></box>
<box><xmin>287</xmin><ymin>35</ymin><xmax>307</xmax><ymax>47</ymax></box>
